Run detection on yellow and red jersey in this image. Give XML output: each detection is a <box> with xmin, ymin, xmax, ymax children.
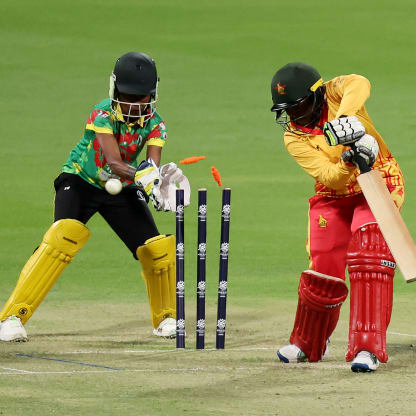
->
<box><xmin>284</xmin><ymin>74</ymin><xmax>404</xmax><ymax>208</ymax></box>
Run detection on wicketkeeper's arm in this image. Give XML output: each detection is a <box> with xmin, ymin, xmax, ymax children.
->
<box><xmin>96</xmin><ymin>133</ymin><xmax>137</xmax><ymax>180</ymax></box>
<box><xmin>96</xmin><ymin>133</ymin><xmax>161</xmax><ymax>196</ymax></box>
<box><xmin>146</xmin><ymin>145</ymin><xmax>162</xmax><ymax>167</ymax></box>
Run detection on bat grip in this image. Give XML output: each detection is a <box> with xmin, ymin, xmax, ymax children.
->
<box><xmin>350</xmin><ymin>142</ymin><xmax>371</xmax><ymax>174</ymax></box>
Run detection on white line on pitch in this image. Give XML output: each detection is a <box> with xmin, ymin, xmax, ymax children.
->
<box><xmin>388</xmin><ymin>331</ymin><xmax>416</xmax><ymax>337</ymax></box>
<box><xmin>0</xmin><ymin>370</ymin><xmax>116</xmax><ymax>375</ymax></box>
<box><xmin>0</xmin><ymin>366</ymin><xmax>270</xmax><ymax>376</ymax></box>
<box><xmin>0</xmin><ymin>363</ymin><xmax>351</xmax><ymax>376</ymax></box>
<box><xmin>0</xmin><ymin>367</ymin><xmax>35</xmax><ymax>374</ymax></box>
<box><xmin>60</xmin><ymin>347</ymin><xmax>276</xmax><ymax>355</ymax></box>
<box><xmin>226</xmin><ymin>347</ymin><xmax>276</xmax><ymax>351</ymax></box>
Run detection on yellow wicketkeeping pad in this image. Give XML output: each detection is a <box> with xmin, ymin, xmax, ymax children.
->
<box><xmin>136</xmin><ymin>235</ymin><xmax>176</xmax><ymax>328</ymax></box>
<box><xmin>0</xmin><ymin>219</ymin><xmax>90</xmax><ymax>324</ymax></box>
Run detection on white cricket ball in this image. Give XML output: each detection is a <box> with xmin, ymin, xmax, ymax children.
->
<box><xmin>105</xmin><ymin>178</ymin><xmax>123</xmax><ymax>195</ymax></box>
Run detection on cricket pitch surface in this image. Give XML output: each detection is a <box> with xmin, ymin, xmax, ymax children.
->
<box><xmin>1</xmin><ymin>300</ymin><xmax>416</xmax><ymax>415</ymax></box>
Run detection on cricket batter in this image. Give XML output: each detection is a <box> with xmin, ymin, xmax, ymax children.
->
<box><xmin>270</xmin><ymin>62</ymin><xmax>404</xmax><ymax>372</ymax></box>
<box><xmin>0</xmin><ymin>52</ymin><xmax>189</xmax><ymax>342</ymax></box>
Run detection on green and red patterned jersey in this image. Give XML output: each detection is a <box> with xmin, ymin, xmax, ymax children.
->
<box><xmin>62</xmin><ymin>98</ymin><xmax>167</xmax><ymax>189</ymax></box>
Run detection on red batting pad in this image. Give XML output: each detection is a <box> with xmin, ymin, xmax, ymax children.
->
<box><xmin>346</xmin><ymin>223</ymin><xmax>395</xmax><ymax>363</ymax></box>
<box><xmin>290</xmin><ymin>270</ymin><xmax>348</xmax><ymax>362</ymax></box>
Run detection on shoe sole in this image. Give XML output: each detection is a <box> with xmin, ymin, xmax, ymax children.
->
<box><xmin>1</xmin><ymin>337</ymin><xmax>28</xmax><ymax>342</ymax></box>
<box><xmin>351</xmin><ymin>363</ymin><xmax>376</xmax><ymax>373</ymax></box>
<box><xmin>276</xmin><ymin>350</ymin><xmax>308</xmax><ymax>363</ymax></box>
<box><xmin>152</xmin><ymin>331</ymin><xmax>176</xmax><ymax>339</ymax></box>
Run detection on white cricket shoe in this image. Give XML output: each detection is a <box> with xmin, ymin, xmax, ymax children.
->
<box><xmin>277</xmin><ymin>344</ymin><xmax>308</xmax><ymax>363</ymax></box>
<box><xmin>152</xmin><ymin>317</ymin><xmax>176</xmax><ymax>338</ymax></box>
<box><xmin>0</xmin><ymin>316</ymin><xmax>28</xmax><ymax>342</ymax></box>
<box><xmin>351</xmin><ymin>351</ymin><xmax>379</xmax><ymax>372</ymax></box>
<box><xmin>277</xmin><ymin>340</ymin><xmax>329</xmax><ymax>363</ymax></box>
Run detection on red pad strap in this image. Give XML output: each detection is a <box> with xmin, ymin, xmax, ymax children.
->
<box><xmin>346</xmin><ymin>223</ymin><xmax>395</xmax><ymax>363</ymax></box>
<box><xmin>290</xmin><ymin>270</ymin><xmax>348</xmax><ymax>362</ymax></box>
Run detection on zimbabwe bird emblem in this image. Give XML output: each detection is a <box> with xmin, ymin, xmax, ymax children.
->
<box><xmin>275</xmin><ymin>82</ymin><xmax>287</xmax><ymax>95</ymax></box>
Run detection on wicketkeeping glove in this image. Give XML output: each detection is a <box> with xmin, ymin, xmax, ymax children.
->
<box><xmin>341</xmin><ymin>134</ymin><xmax>379</xmax><ymax>169</ymax></box>
<box><xmin>158</xmin><ymin>162</ymin><xmax>191</xmax><ymax>212</ymax></box>
<box><xmin>134</xmin><ymin>158</ymin><xmax>160</xmax><ymax>196</ymax></box>
<box><xmin>324</xmin><ymin>116</ymin><xmax>365</xmax><ymax>146</ymax></box>
<box><xmin>149</xmin><ymin>180</ymin><xmax>163</xmax><ymax>211</ymax></box>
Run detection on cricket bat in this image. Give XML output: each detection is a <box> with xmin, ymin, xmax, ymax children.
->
<box><xmin>357</xmin><ymin>169</ymin><xmax>416</xmax><ymax>283</ymax></box>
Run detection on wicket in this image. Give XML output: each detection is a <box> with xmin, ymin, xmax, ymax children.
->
<box><xmin>175</xmin><ymin>189</ymin><xmax>185</xmax><ymax>349</ymax></box>
<box><xmin>175</xmin><ymin>187</ymin><xmax>231</xmax><ymax>349</ymax></box>
<box><xmin>196</xmin><ymin>189</ymin><xmax>207</xmax><ymax>349</ymax></box>
<box><xmin>215</xmin><ymin>188</ymin><xmax>231</xmax><ymax>349</ymax></box>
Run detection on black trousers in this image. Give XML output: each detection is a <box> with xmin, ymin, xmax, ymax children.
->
<box><xmin>54</xmin><ymin>173</ymin><xmax>159</xmax><ymax>258</ymax></box>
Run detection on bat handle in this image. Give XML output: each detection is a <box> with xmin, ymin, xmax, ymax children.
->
<box><xmin>350</xmin><ymin>142</ymin><xmax>371</xmax><ymax>174</ymax></box>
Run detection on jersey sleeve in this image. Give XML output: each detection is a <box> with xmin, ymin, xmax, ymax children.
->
<box><xmin>326</xmin><ymin>74</ymin><xmax>371</xmax><ymax>118</ymax></box>
<box><xmin>85</xmin><ymin>109</ymin><xmax>114</xmax><ymax>134</ymax></box>
<box><xmin>146</xmin><ymin>120</ymin><xmax>167</xmax><ymax>147</ymax></box>
<box><xmin>285</xmin><ymin>137</ymin><xmax>356</xmax><ymax>190</ymax></box>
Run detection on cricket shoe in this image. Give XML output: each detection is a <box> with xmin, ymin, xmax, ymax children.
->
<box><xmin>277</xmin><ymin>344</ymin><xmax>307</xmax><ymax>363</ymax></box>
<box><xmin>351</xmin><ymin>351</ymin><xmax>379</xmax><ymax>373</ymax></box>
<box><xmin>0</xmin><ymin>316</ymin><xmax>28</xmax><ymax>342</ymax></box>
<box><xmin>152</xmin><ymin>317</ymin><xmax>176</xmax><ymax>338</ymax></box>
<box><xmin>277</xmin><ymin>340</ymin><xmax>330</xmax><ymax>363</ymax></box>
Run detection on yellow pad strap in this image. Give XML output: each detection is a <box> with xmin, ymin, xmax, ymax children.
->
<box><xmin>136</xmin><ymin>235</ymin><xmax>176</xmax><ymax>328</ymax></box>
<box><xmin>0</xmin><ymin>219</ymin><xmax>90</xmax><ymax>324</ymax></box>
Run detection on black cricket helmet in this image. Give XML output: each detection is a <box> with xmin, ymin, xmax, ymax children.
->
<box><xmin>270</xmin><ymin>62</ymin><xmax>325</xmax><ymax>133</ymax></box>
<box><xmin>109</xmin><ymin>52</ymin><xmax>159</xmax><ymax>125</ymax></box>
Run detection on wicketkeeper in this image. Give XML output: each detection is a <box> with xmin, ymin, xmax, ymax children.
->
<box><xmin>270</xmin><ymin>62</ymin><xmax>404</xmax><ymax>372</ymax></box>
<box><xmin>0</xmin><ymin>52</ymin><xmax>190</xmax><ymax>342</ymax></box>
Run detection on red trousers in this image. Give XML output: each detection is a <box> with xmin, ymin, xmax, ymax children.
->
<box><xmin>307</xmin><ymin>193</ymin><xmax>376</xmax><ymax>279</ymax></box>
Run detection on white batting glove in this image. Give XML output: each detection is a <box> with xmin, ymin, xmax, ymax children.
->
<box><xmin>354</xmin><ymin>134</ymin><xmax>379</xmax><ymax>166</ymax></box>
<box><xmin>341</xmin><ymin>134</ymin><xmax>379</xmax><ymax>168</ymax></box>
<box><xmin>324</xmin><ymin>116</ymin><xmax>365</xmax><ymax>146</ymax></box>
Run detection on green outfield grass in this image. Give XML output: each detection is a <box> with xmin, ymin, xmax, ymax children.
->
<box><xmin>1</xmin><ymin>0</ymin><xmax>416</xmax><ymax>415</ymax></box>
